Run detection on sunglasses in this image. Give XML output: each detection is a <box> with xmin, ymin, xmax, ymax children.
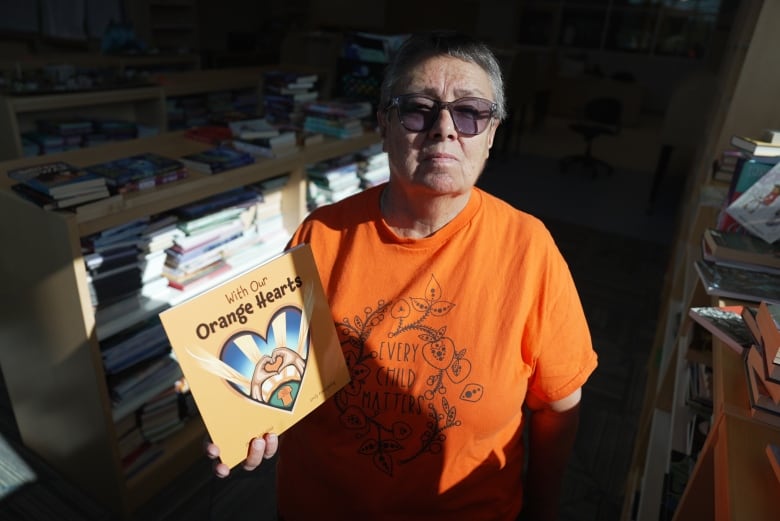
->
<box><xmin>386</xmin><ymin>94</ymin><xmax>497</xmax><ymax>136</ymax></box>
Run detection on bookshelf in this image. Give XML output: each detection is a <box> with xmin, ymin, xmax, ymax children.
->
<box><xmin>0</xmin><ymin>65</ymin><xmax>324</xmax><ymax>161</ymax></box>
<box><xmin>0</xmin><ymin>86</ymin><xmax>167</xmax><ymax>161</ymax></box>
<box><xmin>623</xmin><ymin>2</ymin><xmax>780</xmax><ymax>519</ymax></box>
<box><xmin>0</xmin><ymin>129</ymin><xmax>380</xmax><ymax>517</ymax></box>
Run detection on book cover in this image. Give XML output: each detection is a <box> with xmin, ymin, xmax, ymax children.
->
<box><xmin>726</xmin><ymin>162</ymin><xmax>780</xmax><ymax>243</ymax></box>
<box><xmin>688</xmin><ymin>305</ymin><xmax>753</xmax><ymax>354</ymax></box>
<box><xmin>703</xmin><ymin>228</ymin><xmax>780</xmax><ymax>269</ymax></box>
<box><xmin>158</xmin><ymin>244</ymin><xmax>350</xmax><ymax>468</ymax></box>
<box><xmin>694</xmin><ymin>259</ymin><xmax>780</xmax><ymax>305</ymax></box>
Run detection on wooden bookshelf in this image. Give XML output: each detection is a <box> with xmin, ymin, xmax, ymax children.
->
<box><xmin>0</xmin><ymin>129</ymin><xmax>380</xmax><ymax>517</ymax></box>
<box><xmin>0</xmin><ymin>86</ymin><xmax>167</xmax><ymax>160</ymax></box>
<box><xmin>0</xmin><ymin>64</ymin><xmax>333</xmax><ymax>162</ymax></box>
<box><xmin>622</xmin><ymin>2</ymin><xmax>780</xmax><ymax>519</ymax></box>
<box><xmin>673</xmin><ymin>340</ymin><xmax>780</xmax><ymax>521</ymax></box>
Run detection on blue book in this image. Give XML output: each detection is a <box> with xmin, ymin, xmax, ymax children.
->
<box><xmin>7</xmin><ymin>161</ymin><xmax>107</xmax><ymax>199</ymax></box>
<box><xmin>179</xmin><ymin>146</ymin><xmax>254</xmax><ymax>174</ymax></box>
<box><xmin>85</xmin><ymin>153</ymin><xmax>185</xmax><ymax>188</ymax></box>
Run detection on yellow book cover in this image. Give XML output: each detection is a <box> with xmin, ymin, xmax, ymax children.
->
<box><xmin>159</xmin><ymin>243</ymin><xmax>349</xmax><ymax>468</ymax></box>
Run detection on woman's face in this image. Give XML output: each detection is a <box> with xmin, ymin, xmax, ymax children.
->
<box><xmin>379</xmin><ymin>55</ymin><xmax>499</xmax><ymax>199</ymax></box>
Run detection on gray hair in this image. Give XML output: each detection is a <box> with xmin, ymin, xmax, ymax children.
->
<box><xmin>379</xmin><ymin>31</ymin><xmax>507</xmax><ymax>121</ymax></box>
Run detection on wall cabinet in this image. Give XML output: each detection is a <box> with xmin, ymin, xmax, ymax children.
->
<box><xmin>0</xmin><ymin>129</ymin><xmax>380</xmax><ymax>516</ymax></box>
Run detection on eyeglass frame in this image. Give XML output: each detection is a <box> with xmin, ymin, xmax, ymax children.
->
<box><xmin>384</xmin><ymin>93</ymin><xmax>498</xmax><ymax>136</ymax></box>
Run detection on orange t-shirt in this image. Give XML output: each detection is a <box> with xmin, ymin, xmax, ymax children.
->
<box><xmin>278</xmin><ymin>185</ymin><xmax>597</xmax><ymax>520</ymax></box>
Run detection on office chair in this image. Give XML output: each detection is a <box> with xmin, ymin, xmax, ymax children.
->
<box><xmin>559</xmin><ymin>97</ymin><xmax>622</xmax><ymax>178</ymax></box>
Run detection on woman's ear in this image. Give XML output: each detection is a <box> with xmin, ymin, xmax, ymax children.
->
<box><xmin>486</xmin><ymin>119</ymin><xmax>499</xmax><ymax>149</ymax></box>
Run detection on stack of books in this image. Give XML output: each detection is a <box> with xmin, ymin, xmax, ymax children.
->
<box><xmin>302</xmin><ymin>99</ymin><xmax>372</xmax><ymax>139</ymax></box>
<box><xmin>179</xmin><ymin>146</ymin><xmax>254</xmax><ymax>174</ymax></box>
<box><xmin>227</xmin><ymin>117</ymin><xmax>300</xmax><ymax>158</ymax></box>
<box><xmin>83</xmin><ymin>218</ymin><xmax>155</xmax><ymax>310</ymax></box>
<box><xmin>262</xmin><ymin>70</ymin><xmax>320</xmax><ymax>125</ymax></box>
<box><xmin>357</xmin><ymin>143</ymin><xmax>391</xmax><ymax>188</ymax></box>
<box><xmin>701</xmin><ymin>228</ymin><xmax>780</xmax><ymax>275</ymax></box>
<box><xmin>742</xmin><ymin>301</ymin><xmax>780</xmax><ymax>426</ymax></box>
<box><xmin>163</xmin><ymin>188</ymin><xmax>264</xmax><ymax>293</ymax></box>
<box><xmin>31</xmin><ymin>118</ymin><xmax>94</xmax><ymax>152</ymax></box>
<box><xmin>715</xmin><ymin>132</ymin><xmax>780</xmax><ymax>233</ymax></box>
<box><xmin>83</xmin><ymin>215</ymin><xmax>180</xmax><ymax>319</ymax></box>
<box><xmin>21</xmin><ymin>131</ymin><xmax>69</xmax><ymax>155</ymax></box>
<box><xmin>8</xmin><ymin>161</ymin><xmax>110</xmax><ymax>210</ymax></box>
<box><xmin>694</xmin><ymin>258</ymin><xmax>780</xmax><ymax>304</ymax></box>
<box><xmin>8</xmin><ymin>160</ymin><xmax>110</xmax><ymax>210</ymax></box>
<box><xmin>84</xmin><ymin>152</ymin><xmax>188</xmax><ymax>194</ymax></box>
<box><xmin>306</xmin><ymin>156</ymin><xmax>363</xmax><ymax>210</ymax></box>
<box><xmin>84</xmin><ymin>119</ymin><xmax>139</xmax><ymax>147</ymax></box>
<box><xmin>246</xmin><ymin>175</ymin><xmax>291</xmax><ymax>257</ymax></box>
<box><xmin>232</xmin><ymin>129</ymin><xmax>299</xmax><ymax>159</ymax></box>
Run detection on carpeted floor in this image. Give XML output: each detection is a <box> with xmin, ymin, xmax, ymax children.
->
<box><xmin>0</xmin><ymin>129</ymin><xmax>684</xmax><ymax>520</ymax></box>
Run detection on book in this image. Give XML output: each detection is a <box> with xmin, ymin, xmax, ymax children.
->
<box><xmin>725</xmin><ymin>162</ymin><xmax>780</xmax><ymax>243</ymax></box>
<box><xmin>767</xmin><ymin>443</ymin><xmax>780</xmax><ymax>484</ymax></box>
<box><xmin>263</xmin><ymin>70</ymin><xmax>319</xmax><ymax>89</ymax></box>
<box><xmin>742</xmin><ymin>305</ymin><xmax>762</xmax><ymax>344</ymax></box>
<box><xmin>763</xmin><ymin>129</ymin><xmax>780</xmax><ymax>145</ymax></box>
<box><xmin>730</xmin><ymin>135</ymin><xmax>780</xmax><ymax>157</ymax></box>
<box><xmin>7</xmin><ymin>161</ymin><xmax>107</xmax><ymax>199</ymax></box>
<box><xmin>231</xmin><ymin>133</ymin><xmax>299</xmax><ymax>158</ymax></box>
<box><xmin>702</xmin><ymin>228</ymin><xmax>780</xmax><ymax>270</ymax></box>
<box><xmin>11</xmin><ymin>182</ymin><xmax>111</xmax><ymax>210</ymax></box>
<box><xmin>757</xmin><ymin>301</ymin><xmax>780</xmax><ymax>376</ymax></box>
<box><xmin>158</xmin><ymin>244</ymin><xmax>350</xmax><ymax>468</ymax></box>
<box><xmin>180</xmin><ymin>147</ymin><xmax>254</xmax><ymax>174</ymax></box>
<box><xmin>688</xmin><ymin>305</ymin><xmax>753</xmax><ymax>354</ymax></box>
<box><xmin>184</xmin><ymin>125</ymin><xmax>233</xmax><ymax>145</ymax></box>
<box><xmin>747</xmin><ymin>344</ymin><xmax>780</xmax><ymax>403</ymax></box>
<box><xmin>228</xmin><ymin>118</ymin><xmax>280</xmax><ymax>140</ymax></box>
<box><xmin>85</xmin><ymin>153</ymin><xmax>186</xmax><ymax>189</ymax></box>
<box><xmin>717</xmin><ymin>155</ymin><xmax>780</xmax><ymax>233</ymax></box>
<box><xmin>694</xmin><ymin>259</ymin><xmax>780</xmax><ymax>304</ymax></box>
<box><xmin>744</xmin><ymin>348</ymin><xmax>780</xmax><ymax>427</ymax></box>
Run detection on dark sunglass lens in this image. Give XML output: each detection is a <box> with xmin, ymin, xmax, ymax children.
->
<box><xmin>451</xmin><ymin>99</ymin><xmax>493</xmax><ymax>135</ymax></box>
<box><xmin>398</xmin><ymin>96</ymin><xmax>437</xmax><ymax>131</ymax></box>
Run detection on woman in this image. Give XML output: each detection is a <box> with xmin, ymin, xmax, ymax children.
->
<box><xmin>209</xmin><ymin>31</ymin><xmax>598</xmax><ymax>521</ymax></box>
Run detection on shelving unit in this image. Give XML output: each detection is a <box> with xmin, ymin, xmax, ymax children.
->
<box><xmin>0</xmin><ymin>65</ymin><xmax>322</xmax><ymax>162</ymax></box>
<box><xmin>0</xmin><ymin>86</ymin><xmax>167</xmax><ymax>161</ymax></box>
<box><xmin>623</xmin><ymin>2</ymin><xmax>780</xmax><ymax>519</ymax></box>
<box><xmin>0</xmin><ymin>128</ymin><xmax>380</xmax><ymax>517</ymax></box>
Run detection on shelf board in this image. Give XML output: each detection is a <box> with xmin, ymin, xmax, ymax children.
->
<box><xmin>5</xmin><ymin>86</ymin><xmax>164</xmax><ymax>113</ymax></box>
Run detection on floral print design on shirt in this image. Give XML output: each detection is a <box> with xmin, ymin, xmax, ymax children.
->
<box><xmin>333</xmin><ymin>274</ymin><xmax>483</xmax><ymax>476</ymax></box>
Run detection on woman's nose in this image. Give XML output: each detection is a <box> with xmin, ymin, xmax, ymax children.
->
<box><xmin>428</xmin><ymin>106</ymin><xmax>457</xmax><ymax>139</ymax></box>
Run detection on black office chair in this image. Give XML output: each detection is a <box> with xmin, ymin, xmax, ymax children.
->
<box><xmin>559</xmin><ymin>97</ymin><xmax>622</xmax><ymax>178</ymax></box>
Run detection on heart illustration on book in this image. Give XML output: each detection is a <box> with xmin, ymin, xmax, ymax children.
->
<box><xmin>218</xmin><ymin>305</ymin><xmax>310</xmax><ymax>411</ymax></box>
